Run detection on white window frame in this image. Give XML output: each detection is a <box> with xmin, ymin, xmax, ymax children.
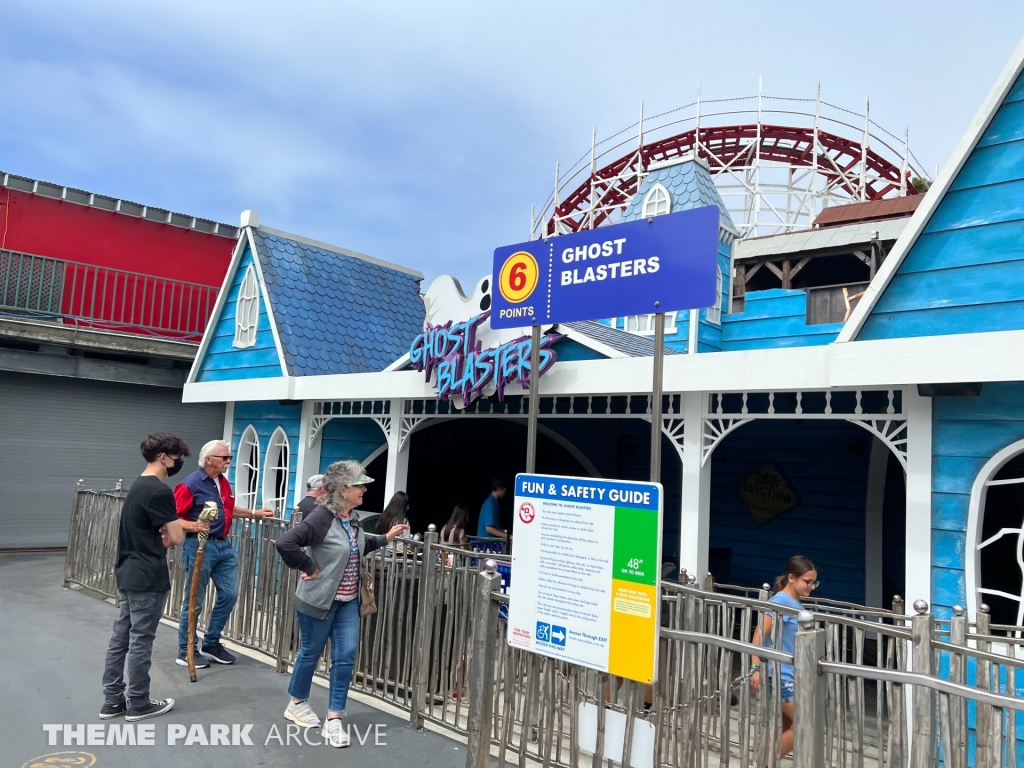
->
<box><xmin>263</xmin><ymin>427</ymin><xmax>291</xmax><ymax>517</ymax></box>
<box><xmin>623</xmin><ymin>313</ymin><xmax>678</xmax><ymax>336</ymax></box>
<box><xmin>706</xmin><ymin>268</ymin><xmax>724</xmax><ymax>325</ymax></box>
<box><xmin>233</xmin><ymin>265</ymin><xmax>259</xmax><ymax>349</ymax></box>
<box><xmin>236</xmin><ymin>425</ymin><xmax>261</xmax><ymax>510</ymax></box>
<box><xmin>642</xmin><ymin>183</ymin><xmax>672</xmax><ymax>218</ymax></box>
<box><xmin>966</xmin><ymin>440</ymin><xmax>1024</xmax><ymax>629</ymax></box>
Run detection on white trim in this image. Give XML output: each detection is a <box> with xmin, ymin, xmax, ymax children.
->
<box><xmin>183</xmin><ymin>377</ymin><xmax>295</xmax><ymax>403</ymax></box>
<box><xmin>262</xmin><ymin>426</ymin><xmax>291</xmax><ymax>516</ymax></box>
<box><xmin>687</xmin><ymin>308</ymin><xmax>699</xmax><ymax>354</ymax></box>
<box><xmin>621</xmin><ymin>313</ymin><xmax>678</xmax><ymax>336</ymax></box>
<box><xmin>706</xmin><ymin>268</ymin><xmax>723</xmax><ymax>326</ymax></box>
<box><xmin>837</xmin><ymin>34</ymin><xmax>1024</xmax><ymax>343</ymax></box>
<box><xmin>187</xmin><ymin>230</ymin><xmax>251</xmax><ymax>384</ymax></box>
<box><xmin>222</xmin><ymin>402</ymin><xmax>234</xmax><ymax>446</ymax></box>
<box><xmin>236</xmin><ymin>425</ymin><xmax>261</xmax><ymax>510</ymax></box>
<box><xmin>680</xmin><ymin>391</ymin><xmax>710</xmax><ymax>582</ymax></box>
<box><xmin>232</xmin><ymin>265</ymin><xmax>259</xmax><ymax>348</ymax></box>
<box><xmin>258</xmin><ymin>225</ymin><xmax>424</xmax><ymax>279</ymax></box>
<box><xmin>903</xmin><ymin>388</ymin><xmax>932</xmax><ymax>612</ymax></box>
<box><xmin>642</xmin><ymin>183</ymin><xmax>672</xmax><ymax>218</ymax></box>
<box><xmin>246</xmin><ymin>228</ymin><xmax>290</xmax><ymax>377</ymax></box>
<box><xmin>965</xmin><ymin>439</ymin><xmax>1024</xmax><ymax>620</ymax></box>
<box><xmin>293</xmin><ymin>400</ymin><xmax>317</xmax><ymax>507</ymax></box>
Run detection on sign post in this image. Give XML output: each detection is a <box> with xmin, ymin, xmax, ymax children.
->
<box><xmin>507</xmin><ymin>473</ymin><xmax>663</xmax><ymax>684</ymax></box>
<box><xmin>492</xmin><ymin>206</ymin><xmax>720</xmax><ymax>485</ymax></box>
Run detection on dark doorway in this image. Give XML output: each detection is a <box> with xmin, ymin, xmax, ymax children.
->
<box><xmin>402</xmin><ymin>419</ymin><xmax>591</xmax><ymax>536</ymax></box>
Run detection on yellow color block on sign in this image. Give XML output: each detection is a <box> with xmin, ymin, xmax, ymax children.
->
<box><xmin>607</xmin><ymin>579</ymin><xmax>657</xmax><ymax>683</ymax></box>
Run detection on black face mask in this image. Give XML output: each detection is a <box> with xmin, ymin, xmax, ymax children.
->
<box><xmin>166</xmin><ymin>457</ymin><xmax>185</xmax><ymax>477</ymax></box>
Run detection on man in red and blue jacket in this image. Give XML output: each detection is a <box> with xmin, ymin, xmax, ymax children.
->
<box><xmin>173</xmin><ymin>439</ymin><xmax>273</xmax><ymax>667</ymax></box>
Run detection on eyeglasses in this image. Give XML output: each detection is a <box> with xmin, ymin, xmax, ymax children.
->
<box><xmin>212</xmin><ymin>455</ymin><xmax>233</xmax><ymax>461</ymax></box>
<box><xmin>799</xmin><ymin>577</ymin><xmax>820</xmax><ymax>589</ymax></box>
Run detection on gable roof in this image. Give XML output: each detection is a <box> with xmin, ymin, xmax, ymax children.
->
<box><xmin>251</xmin><ymin>228</ymin><xmax>425</xmax><ymax>375</ymax></box>
<box><xmin>621</xmin><ymin>155</ymin><xmax>738</xmax><ymax>235</ymax></box>
<box><xmin>838</xmin><ymin>34</ymin><xmax>1024</xmax><ymax>342</ymax></box>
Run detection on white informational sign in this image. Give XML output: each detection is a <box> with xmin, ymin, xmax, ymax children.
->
<box><xmin>507</xmin><ymin>473</ymin><xmax>663</xmax><ymax>684</ymax></box>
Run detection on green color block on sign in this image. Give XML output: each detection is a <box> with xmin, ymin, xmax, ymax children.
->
<box><xmin>613</xmin><ymin>507</ymin><xmax>659</xmax><ymax>586</ymax></box>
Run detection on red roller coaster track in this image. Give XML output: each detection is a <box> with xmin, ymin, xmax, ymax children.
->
<box><xmin>546</xmin><ymin>123</ymin><xmax>918</xmax><ymax>235</ymax></box>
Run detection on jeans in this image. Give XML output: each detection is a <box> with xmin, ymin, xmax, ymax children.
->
<box><xmin>102</xmin><ymin>590</ymin><xmax>167</xmax><ymax>709</ymax></box>
<box><xmin>177</xmin><ymin>538</ymin><xmax>239</xmax><ymax>652</ymax></box>
<box><xmin>288</xmin><ymin>599</ymin><xmax>360</xmax><ymax>714</ymax></box>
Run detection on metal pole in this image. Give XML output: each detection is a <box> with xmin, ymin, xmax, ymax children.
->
<box><xmin>526</xmin><ymin>324</ymin><xmax>541</xmax><ymax>474</ymax></box>
<box><xmin>975</xmin><ymin>603</ymin><xmax>993</xmax><ymax>764</ymax></box>
<box><xmin>793</xmin><ymin>610</ymin><xmax>826</xmax><ymax>768</ymax></box>
<box><xmin>910</xmin><ymin>599</ymin><xmax>935</xmax><ymax>768</ymax></box>
<box><xmin>948</xmin><ymin>605</ymin><xmax>968</xmax><ymax>768</ymax></box>
<box><xmin>650</xmin><ymin>311</ymin><xmax>664</xmax><ymax>483</ymax></box>
<box><xmin>465</xmin><ymin>560</ymin><xmax>502</xmax><ymax>768</ymax></box>
<box><xmin>410</xmin><ymin>524</ymin><xmax>439</xmax><ymax>730</ymax></box>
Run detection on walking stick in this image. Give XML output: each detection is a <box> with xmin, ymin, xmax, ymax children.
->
<box><xmin>187</xmin><ymin>501</ymin><xmax>219</xmax><ymax>682</ymax></box>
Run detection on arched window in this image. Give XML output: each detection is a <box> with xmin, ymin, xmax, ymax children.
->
<box><xmin>263</xmin><ymin>427</ymin><xmax>290</xmax><ymax>517</ymax></box>
<box><xmin>970</xmin><ymin>445</ymin><xmax>1024</xmax><ymax>627</ymax></box>
<box><xmin>235</xmin><ymin>426</ymin><xmax>260</xmax><ymax>510</ymax></box>
<box><xmin>233</xmin><ymin>265</ymin><xmax>259</xmax><ymax>349</ymax></box>
<box><xmin>706</xmin><ymin>268</ymin><xmax>724</xmax><ymax>325</ymax></box>
<box><xmin>642</xmin><ymin>184</ymin><xmax>672</xmax><ymax>218</ymax></box>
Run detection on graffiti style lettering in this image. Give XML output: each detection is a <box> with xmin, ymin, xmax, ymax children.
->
<box><xmin>409</xmin><ymin>311</ymin><xmax>560</xmax><ymax>403</ymax></box>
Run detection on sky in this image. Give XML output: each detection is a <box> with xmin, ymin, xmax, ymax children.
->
<box><xmin>1</xmin><ymin>2</ymin><xmax>1023</xmax><ymax>288</ymax></box>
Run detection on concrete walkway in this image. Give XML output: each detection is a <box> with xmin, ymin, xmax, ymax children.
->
<box><xmin>1</xmin><ymin>553</ymin><xmax>471</xmax><ymax>768</ymax></box>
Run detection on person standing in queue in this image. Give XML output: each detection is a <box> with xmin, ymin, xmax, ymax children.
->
<box><xmin>275</xmin><ymin>460</ymin><xmax>409</xmax><ymax>748</ymax></box>
<box><xmin>100</xmin><ymin>432</ymin><xmax>187</xmax><ymax>722</ymax></box>
<box><xmin>476</xmin><ymin>478</ymin><xmax>507</xmax><ymax>540</ymax></box>
<box><xmin>296</xmin><ymin>474</ymin><xmax>324</xmax><ymax>517</ymax></box>
<box><xmin>173</xmin><ymin>439</ymin><xmax>273</xmax><ymax>668</ymax></box>
<box><xmin>749</xmin><ymin>555</ymin><xmax>819</xmax><ymax>759</ymax></box>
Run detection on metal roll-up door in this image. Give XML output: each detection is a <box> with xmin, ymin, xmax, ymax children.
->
<box><xmin>0</xmin><ymin>370</ymin><xmax>225</xmax><ymax>549</ymax></box>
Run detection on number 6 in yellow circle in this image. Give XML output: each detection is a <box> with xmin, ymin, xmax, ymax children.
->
<box><xmin>499</xmin><ymin>251</ymin><xmax>539</xmax><ymax>304</ymax></box>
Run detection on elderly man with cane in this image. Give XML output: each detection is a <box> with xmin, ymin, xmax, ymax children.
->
<box><xmin>173</xmin><ymin>439</ymin><xmax>273</xmax><ymax>669</ymax></box>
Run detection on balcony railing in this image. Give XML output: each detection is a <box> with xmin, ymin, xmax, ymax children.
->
<box><xmin>0</xmin><ymin>249</ymin><xmax>219</xmax><ymax>341</ymax></box>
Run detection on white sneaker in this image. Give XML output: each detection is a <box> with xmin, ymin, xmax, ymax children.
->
<box><xmin>284</xmin><ymin>699</ymin><xmax>321</xmax><ymax>727</ymax></box>
<box><xmin>321</xmin><ymin>718</ymin><xmax>349</xmax><ymax>748</ymax></box>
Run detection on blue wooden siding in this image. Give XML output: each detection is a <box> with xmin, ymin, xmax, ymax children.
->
<box><xmin>722</xmin><ymin>289</ymin><xmax>842</xmax><ymax>351</ymax></box>
<box><xmin>553</xmin><ymin>337</ymin><xmax>608</xmax><ymax>361</ymax></box>
<box><xmin>543</xmin><ymin>419</ymin><xmax>683</xmax><ymax>561</ymax></box>
<box><xmin>860</xmin><ymin>70</ymin><xmax>1024</xmax><ymax>340</ymax></box>
<box><xmin>319</xmin><ymin>418</ymin><xmax>387</xmax><ymax>471</ymax></box>
<box><xmin>930</xmin><ymin>382</ymin><xmax>1024</xmax><ymax>619</ymax></box>
<box><xmin>231</xmin><ymin>400</ymin><xmax>301</xmax><ymax>513</ymax></box>
<box><xmin>196</xmin><ymin>246</ymin><xmax>285</xmax><ymax>381</ymax></box>
<box><xmin>709</xmin><ymin>419</ymin><xmax>873</xmax><ymax>604</ymax></box>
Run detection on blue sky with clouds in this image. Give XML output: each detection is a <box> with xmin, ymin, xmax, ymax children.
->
<box><xmin>1</xmin><ymin>2</ymin><xmax>1022</xmax><ymax>287</ymax></box>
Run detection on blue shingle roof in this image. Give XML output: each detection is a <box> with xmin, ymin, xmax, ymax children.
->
<box><xmin>621</xmin><ymin>159</ymin><xmax>737</xmax><ymax>231</ymax></box>
<box><xmin>251</xmin><ymin>230</ymin><xmax>425</xmax><ymax>376</ymax></box>
<box><xmin>561</xmin><ymin>320</ymin><xmax>681</xmax><ymax>357</ymax></box>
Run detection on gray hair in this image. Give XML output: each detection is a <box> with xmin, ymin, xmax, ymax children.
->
<box><xmin>322</xmin><ymin>460</ymin><xmax>366</xmax><ymax>510</ymax></box>
<box><xmin>199</xmin><ymin>439</ymin><xmax>229</xmax><ymax>468</ymax></box>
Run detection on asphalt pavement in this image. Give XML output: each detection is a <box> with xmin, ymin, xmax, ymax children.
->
<box><xmin>1</xmin><ymin>552</ymin><xmax>472</xmax><ymax>768</ymax></box>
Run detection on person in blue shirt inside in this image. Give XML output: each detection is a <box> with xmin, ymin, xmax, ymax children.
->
<box><xmin>749</xmin><ymin>555</ymin><xmax>818</xmax><ymax>760</ymax></box>
<box><xmin>476</xmin><ymin>478</ymin><xmax>507</xmax><ymax>540</ymax></box>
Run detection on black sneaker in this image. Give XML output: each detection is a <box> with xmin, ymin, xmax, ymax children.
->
<box><xmin>176</xmin><ymin>650</ymin><xmax>210</xmax><ymax>668</ymax></box>
<box><xmin>201</xmin><ymin>643</ymin><xmax>236</xmax><ymax>665</ymax></box>
<box><xmin>99</xmin><ymin>701</ymin><xmax>127</xmax><ymax>720</ymax></box>
<box><xmin>125</xmin><ymin>698</ymin><xmax>174</xmax><ymax>722</ymax></box>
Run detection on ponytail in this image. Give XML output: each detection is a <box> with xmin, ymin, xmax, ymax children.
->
<box><xmin>773</xmin><ymin>555</ymin><xmax>816</xmax><ymax>594</ymax></box>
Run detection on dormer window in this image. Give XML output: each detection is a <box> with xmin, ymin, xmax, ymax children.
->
<box><xmin>233</xmin><ymin>265</ymin><xmax>259</xmax><ymax>348</ymax></box>
<box><xmin>642</xmin><ymin>184</ymin><xmax>672</xmax><ymax>218</ymax></box>
<box><xmin>624</xmin><ymin>313</ymin><xmax>678</xmax><ymax>335</ymax></box>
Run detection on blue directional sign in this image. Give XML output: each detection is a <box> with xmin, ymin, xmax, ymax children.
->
<box><xmin>491</xmin><ymin>206</ymin><xmax>719</xmax><ymax>329</ymax></box>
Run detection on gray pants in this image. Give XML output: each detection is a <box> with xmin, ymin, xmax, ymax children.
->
<box><xmin>102</xmin><ymin>590</ymin><xmax>167</xmax><ymax>709</ymax></box>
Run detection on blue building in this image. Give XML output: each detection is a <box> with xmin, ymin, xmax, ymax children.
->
<box><xmin>185</xmin><ymin>43</ymin><xmax>1024</xmax><ymax>623</ymax></box>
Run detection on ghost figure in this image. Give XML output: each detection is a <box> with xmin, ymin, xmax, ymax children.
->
<box><xmin>423</xmin><ymin>275</ymin><xmax>492</xmax><ymax>328</ymax></box>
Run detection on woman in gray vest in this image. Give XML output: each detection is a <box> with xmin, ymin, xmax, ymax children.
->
<box><xmin>276</xmin><ymin>460</ymin><xmax>408</xmax><ymax>747</ymax></box>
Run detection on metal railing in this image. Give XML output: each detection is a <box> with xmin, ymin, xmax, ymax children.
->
<box><xmin>63</xmin><ymin>488</ymin><xmax>1024</xmax><ymax>767</ymax></box>
<box><xmin>1</xmin><ymin>249</ymin><xmax>218</xmax><ymax>340</ymax></box>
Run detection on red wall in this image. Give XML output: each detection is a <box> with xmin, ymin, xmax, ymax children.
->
<box><xmin>0</xmin><ymin>189</ymin><xmax>234</xmax><ymax>287</ymax></box>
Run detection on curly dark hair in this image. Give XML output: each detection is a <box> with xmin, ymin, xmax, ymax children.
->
<box><xmin>140</xmin><ymin>432</ymin><xmax>191</xmax><ymax>463</ymax></box>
